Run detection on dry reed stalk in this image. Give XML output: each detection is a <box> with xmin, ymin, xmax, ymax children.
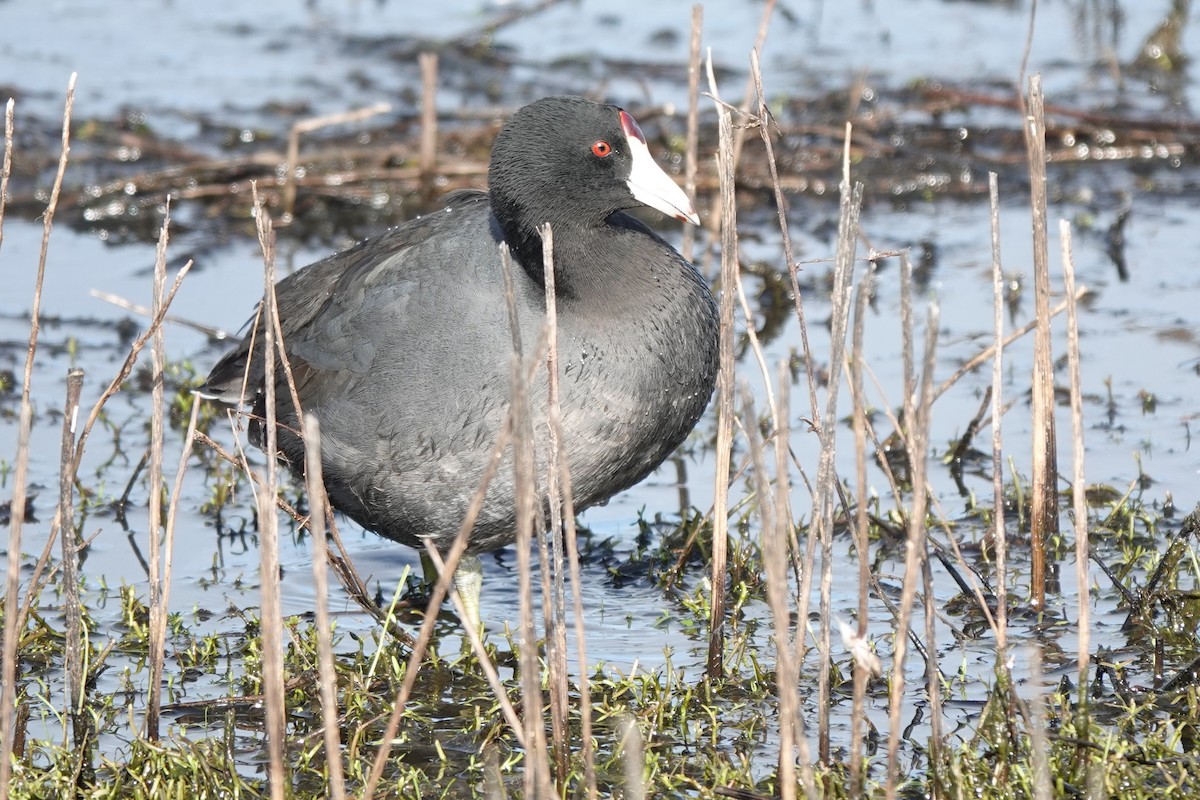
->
<box><xmin>1024</xmin><ymin>74</ymin><xmax>1058</xmax><ymax>611</ymax></box>
<box><xmin>145</xmin><ymin>206</ymin><xmax>169</xmax><ymax>741</ymax></box>
<box><xmin>848</xmin><ymin>270</ymin><xmax>872</xmax><ymax>796</ymax></box>
<box><xmin>538</xmin><ymin>224</ymin><xmax>574</xmax><ymax>789</ymax></box>
<box><xmin>772</xmin><ymin>367</ymin><xmax>820</xmax><ymax>796</ymax></box>
<box><xmin>302</xmin><ymin>417</ymin><xmax>348</xmax><ymax>800</ymax></box>
<box><xmin>68</xmin><ymin>262</ymin><xmax>193</xmax><ymax>471</ymax></box>
<box><xmin>681</xmin><ymin>4</ymin><xmax>702</xmax><ymax>263</ymax></box>
<box><xmin>419</xmin><ymin>53</ymin><xmax>439</xmax><ymax>180</ymax></box>
<box><xmin>361</xmin><ymin>326</ymin><xmax>555</xmax><ymax>798</ymax></box>
<box><xmin>774</xmin><ymin>366</ymin><xmax>819</xmax><ymax>798</ymax></box>
<box><xmin>1059</xmin><ymin>220</ymin><xmax>1091</xmax><ymax>728</ymax></box>
<box><xmin>361</xmin><ymin>411</ymin><xmax>526</xmax><ymax>800</ymax></box>
<box><xmin>281</xmin><ymin>102</ymin><xmax>392</xmax><ymax>220</ymax></box>
<box><xmin>883</xmin><ymin>254</ymin><xmax>915</xmax><ymax>795</ymax></box>
<box><xmin>704</xmin><ymin>52</ymin><xmax>738</xmax><ymax>679</ymax></box>
<box><xmin>744</xmin><ymin>390</ymin><xmax>798</xmax><ymax>800</ymax></box>
<box><xmin>750</xmin><ymin>50</ymin><xmax>821</xmax><ymax>426</ymax></box>
<box><xmin>884</xmin><ymin>299</ymin><xmax>940</xmax><ymax>800</ymax></box>
<box><xmin>543</xmin><ymin>226</ymin><xmax>597</xmax><ymax>796</ymax></box>
<box><xmin>58</xmin><ymin>369</ymin><xmax>85</xmax><ymax>752</ymax></box>
<box><xmin>250</xmin><ymin>269</ymin><xmax>385</xmax><ymax>636</ymax></box>
<box><xmin>813</xmin><ymin>125</ymin><xmax>861</xmax><ymax>763</ymax></box>
<box><xmin>250</xmin><ymin>185</ymin><xmax>288</xmax><ymax>800</ymax></box>
<box><xmin>0</xmin><ymin>98</ymin><xmax>13</xmax><ymax>253</ymax></box>
<box><xmin>500</xmin><ymin>243</ymin><xmax>554</xmax><ymax>798</ymax></box>
<box><xmin>0</xmin><ymin>76</ymin><xmax>75</xmax><ymax>796</ymax></box>
<box><xmin>989</xmin><ymin>173</ymin><xmax>1010</xmax><ymax>654</ymax></box>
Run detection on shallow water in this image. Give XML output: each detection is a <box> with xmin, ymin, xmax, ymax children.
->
<box><xmin>2</xmin><ymin>0</ymin><xmax>1199</xmax><ymax>782</ymax></box>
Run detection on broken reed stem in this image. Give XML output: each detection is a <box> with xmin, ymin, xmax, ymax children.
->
<box><xmin>848</xmin><ymin>268</ymin><xmax>872</xmax><ymax>797</ymax></box>
<box><xmin>814</xmin><ymin>128</ymin><xmax>862</xmax><ymax>763</ymax></box>
<box><xmin>884</xmin><ymin>300</ymin><xmax>940</xmax><ymax>800</ymax></box>
<box><xmin>302</xmin><ymin>417</ymin><xmax>348</xmax><ymax>800</ymax></box>
<box><xmin>681</xmin><ymin>4</ymin><xmax>702</xmax><ymax>263</ymax></box>
<box><xmin>0</xmin><ymin>98</ymin><xmax>13</xmax><ymax>253</ymax></box>
<box><xmin>1</xmin><ymin>76</ymin><xmax>75</xmax><ymax>793</ymax></box>
<box><xmin>419</xmin><ymin>52</ymin><xmax>439</xmax><ymax>180</ymax></box>
<box><xmin>500</xmin><ymin>244</ymin><xmax>553</xmax><ymax>797</ymax></box>
<box><xmin>145</xmin><ymin>205</ymin><xmax>170</xmax><ymax>742</ymax></box>
<box><xmin>1025</xmin><ymin>74</ymin><xmax>1058</xmax><ymax>611</ymax></box>
<box><xmin>705</xmin><ymin>52</ymin><xmax>738</xmax><ymax>679</ymax></box>
<box><xmin>281</xmin><ymin>102</ymin><xmax>392</xmax><ymax>220</ymax></box>
<box><xmin>989</xmin><ymin>172</ymin><xmax>1010</xmax><ymax>654</ymax></box>
<box><xmin>538</xmin><ymin>223</ymin><xmax>571</xmax><ymax>788</ymax></box>
<box><xmin>250</xmin><ymin>185</ymin><xmax>288</xmax><ymax>800</ymax></box>
<box><xmin>1060</xmin><ymin>219</ymin><xmax>1091</xmax><ymax>729</ymax></box>
<box><xmin>58</xmin><ymin>369</ymin><xmax>85</xmax><ymax>751</ymax></box>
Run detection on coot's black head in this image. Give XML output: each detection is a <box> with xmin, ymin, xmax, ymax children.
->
<box><xmin>487</xmin><ymin>96</ymin><xmax>698</xmax><ymax>263</ymax></box>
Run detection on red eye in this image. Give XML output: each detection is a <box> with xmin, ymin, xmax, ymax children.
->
<box><xmin>591</xmin><ymin>140</ymin><xmax>612</xmax><ymax>157</ymax></box>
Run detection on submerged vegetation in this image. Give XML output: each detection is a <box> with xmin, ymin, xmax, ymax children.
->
<box><xmin>3</xmin><ymin>1</ymin><xmax>1200</xmax><ymax>798</ymax></box>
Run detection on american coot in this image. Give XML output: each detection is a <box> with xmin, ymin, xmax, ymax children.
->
<box><xmin>202</xmin><ymin>96</ymin><xmax>719</xmax><ymax>624</ymax></box>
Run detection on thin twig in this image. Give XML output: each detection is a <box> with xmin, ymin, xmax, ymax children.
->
<box><xmin>931</xmin><ymin>287</ymin><xmax>1086</xmax><ymax>404</ymax></box>
<box><xmin>88</xmin><ymin>289</ymin><xmax>229</xmax><ymax>340</ymax></box>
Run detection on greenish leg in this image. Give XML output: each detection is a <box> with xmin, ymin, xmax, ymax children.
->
<box><xmin>453</xmin><ymin>555</ymin><xmax>483</xmax><ymax>631</ymax></box>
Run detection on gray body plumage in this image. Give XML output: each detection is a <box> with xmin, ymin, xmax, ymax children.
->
<box><xmin>204</xmin><ymin>192</ymin><xmax>717</xmax><ymax>554</ymax></box>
